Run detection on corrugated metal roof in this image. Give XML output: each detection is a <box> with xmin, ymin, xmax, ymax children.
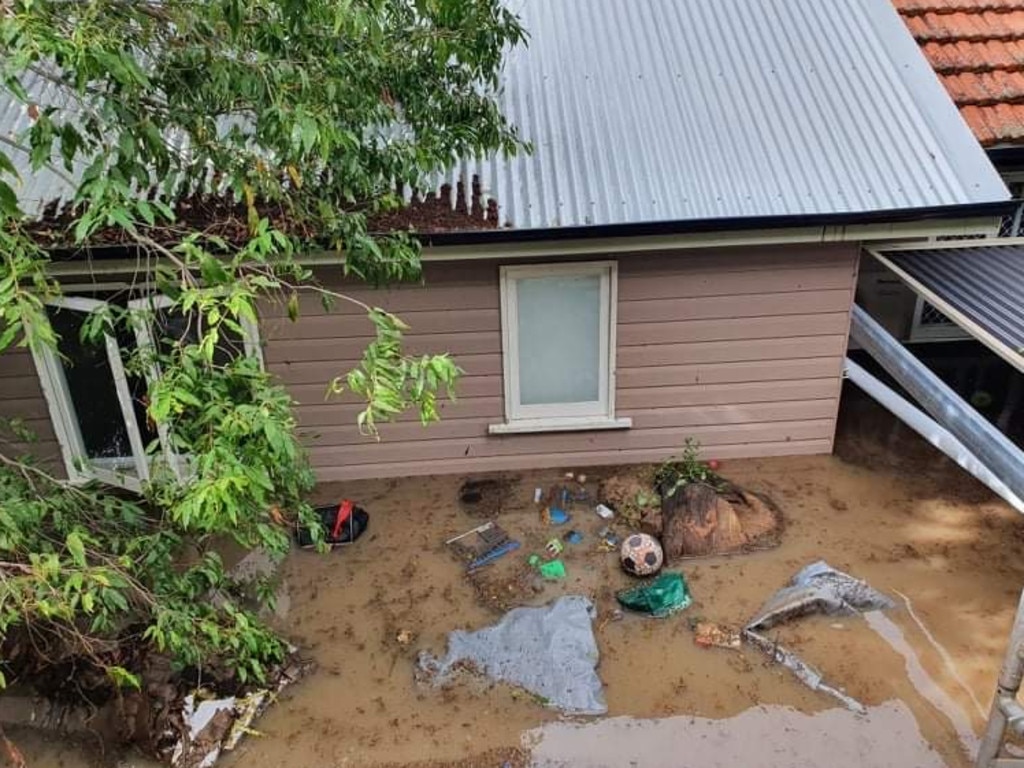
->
<box><xmin>1</xmin><ymin>0</ymin><xmax>1011</xmax><ymax>230</ymax></box>
<box><xmin>875</xmin><ymin>244</ymin><xmax>1024</xmax><ymax>369</ymax></box>
<box><xmin>445</xmin><ymin>0</ymin><xmax>1011</xmax><ymax>228</ymax></box>
<box><xmin>0</xmin><ymin>70</ymin><xmax>91</xmax><ymax>216</ymax></box>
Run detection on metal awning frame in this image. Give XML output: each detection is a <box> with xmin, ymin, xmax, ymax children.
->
<box><xmin>867</xmin><ymin>238</ymin><xmax>1024</xmax><ymax>373</ymax></box>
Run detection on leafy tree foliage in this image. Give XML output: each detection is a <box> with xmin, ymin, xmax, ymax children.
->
<box><xmin>0</xmin><ymin>0</ymin><xmax>524</xmax><ymax>703</ymax></box>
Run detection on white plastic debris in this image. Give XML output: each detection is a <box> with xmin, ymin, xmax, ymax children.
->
<box><xmin>169</xmin><ymin>653</ymin><xmax>312</xmax><ymax>768</ymax></box>
<box><xmin>172</xmin><ymin>694</ymin><xmax>237</xmax><ymax>768</ymax></box>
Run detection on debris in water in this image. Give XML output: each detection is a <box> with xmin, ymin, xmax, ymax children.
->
<box><xmin>619</xmin><ymin>532</ymin><xmax>664</xmax><ymax>576</ymax></box>
<box><xmin>538</xmin><ymin>560</ymin><xmax>567</xmax><ymax>580</ymax></box>
<box><xmin>743</xmin><ymin>560</ymin><xmax>893</xmax><ymax>713</ymax></box>
<box><xmin>416</xmin><ymin>596</ymin><xmax>606</xmax><ymax>715</ymax></box>
<box><xmin>396</xmin><ymin>629</ymin><xmax>415</xmax><ymax>646</ymax></box>
<box><xmin>616</xmin><ymin>572</ymin><xmax>692</xmax><ymax>618</ymax></box>
<box><xmin>170</xmin><ymin>654</ymin><xmax>314</xmax><ymax>767</ymax></box>
<box><xmin>597</xmin><ymin>527</ymin><xmax>620</xmax><ymax>550</ymax></box>
<box><xmin>546</xmin><ymin>508</ymin><xmax>571</xmax><ymax>526</ymax></box>
<box><xmin>692</xmin><ymin>620</ymin><xmax>741</xmax><ymax>650</ymax></box>
<box><xmin>467</xmin><ymin>540</ymin><xmax>521</xmax><ymax>573</ymax></box>
<box><xmin>295</xmin><ymin>500</ymin><xmax>369</xmax><ymax>549</ymax></box>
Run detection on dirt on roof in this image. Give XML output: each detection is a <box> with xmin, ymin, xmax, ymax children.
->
<box><xmin>21</xmin><ymin>177</ymin><xmax>499</xmax><ymax>252</ymax></box>
<box><xmin>894</xmin><ymin>0</ymin><xmax>1024</xmax><ymax>146</ymax></box>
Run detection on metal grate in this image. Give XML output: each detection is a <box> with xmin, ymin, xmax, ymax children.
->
<box><xmin>919</xmin><ymin>301</ymin><xmax>956</xmax><ymax>326</ymax></box>
<box><xmin>909</xmin><ymin>295</ymin><xmax>970</xmax><ymax>342</ymax></box>
<box><xmin>999</xmin><ymin>187</ymin><xmax>1024</xmax><ymax>237</ymax></box>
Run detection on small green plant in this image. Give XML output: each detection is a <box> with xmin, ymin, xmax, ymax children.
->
<box><xmin>654</xmin><ymin>438</ymin><xmax>722</xmax><ymax>499</ymax></box>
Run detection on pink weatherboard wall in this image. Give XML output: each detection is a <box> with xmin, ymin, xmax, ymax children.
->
<box><xmin>262</xmin><ymin>243</ymin><xmax>860</xmax><ymax>481</ymax></box>
<box><xmin>0</xmin><ymin>343</ymin><xmax>63</xmax><ymax>475</ymax></box>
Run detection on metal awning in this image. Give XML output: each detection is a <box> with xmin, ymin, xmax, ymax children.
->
<box><xmin>869</xmin><ymin>241</ymin><xmax>1024</xmax><ymax>372</ymax></box>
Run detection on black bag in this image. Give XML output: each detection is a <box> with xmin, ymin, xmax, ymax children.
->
<box><xmin>296</xmin><ymin>500</ymin><xmax>369</xmax><ymax>549</ymax></box>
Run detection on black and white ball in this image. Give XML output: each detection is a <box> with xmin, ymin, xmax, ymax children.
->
<box><xmin>620</xmin><ymin>533</ymin><xmax>664</xmax><ymax>576</ymax></box>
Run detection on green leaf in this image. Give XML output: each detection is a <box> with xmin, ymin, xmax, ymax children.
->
<box><xmin>0</xmin><ymin>180</ymin><xmax>18</xmax><ymax>216</ymax></box>
<box><xmin>106</xmin><ymin>666</ymin><xmax>141</xmax><ymax>690</ymax></box>
<box><xmin>136</xmin><ymin>199</ymin><xmax>156</xmax><ymax>226</ymax></box>
<box><xmin>0</xmin><ymin>151</ymin><xmax>17</xmax><ymax>178</ymax></box>
<box><xmin>66</xmin><ymin>531</ymin><xmax>86</xmax><ymax>567</ymax></box>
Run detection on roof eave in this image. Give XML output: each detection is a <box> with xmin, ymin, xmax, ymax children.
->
<box><xmin>416</xmin><ymin>201</ymin><xmax>1017</xmax><ymax>247</ymax></box>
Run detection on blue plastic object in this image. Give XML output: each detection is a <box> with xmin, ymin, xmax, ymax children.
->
<box><xmin>549</xmin><ymin>508</ymin><xmax>570</xmax><ymax>525</ymax></box>
<box><xmin>467</xmin><ymin>540</ymin><xmax>521</xmax><ymax>572</ymax></box>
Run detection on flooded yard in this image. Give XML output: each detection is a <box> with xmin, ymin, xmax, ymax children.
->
<box><xmin>15</xmin><ymin>396</ymin><xmax>1024</xmax><ymax>767</ymax></box>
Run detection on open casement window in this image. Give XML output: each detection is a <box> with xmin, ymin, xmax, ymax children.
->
<box><xmin>32</xmin><ymin>297</ymin><xmax>155</xmax><ymax>491</ymax></box>
<box><xmin>491</xmin><ymin>261</ymin><xmax>630</xmax><ymax>434</ymax></box>
<box><xmin>128</xmin><ymin>294</ymin><xmax>262</xmax><ymax>371</ymax></box>
<box><xmin>33</xmin><ymin>293</ymin><xmax>263</xmax><ymax>490</ymax></box>
<box><xmin>127</xmin><ymin>294</ymin><xmax>263</xmax><ymax>480</ymax></box>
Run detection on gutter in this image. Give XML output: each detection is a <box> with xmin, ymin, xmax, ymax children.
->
<box><xmin>47</xmin><ymin>200</ymin><xmax>1015</xmax><ymax>264</ymax></box>
<box><xmin>416</xmin><ymin>200</ymin><xmax>1017</xmax><ymax>248</ymax></box>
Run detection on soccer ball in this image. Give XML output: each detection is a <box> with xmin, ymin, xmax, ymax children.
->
<box><xmin>620</xmin><ymin>533</ymin><xmax>664</xmax><ymax>576</ymax></box>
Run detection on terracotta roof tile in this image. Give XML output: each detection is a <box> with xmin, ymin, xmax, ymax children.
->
<box><xmin>896</xmin><ymin>0</ymin><xmax>1024</xmax><ymax>145</ymax></box>
<box><xmin>962</xmin><ymin>103</ymin><xmax>1024</xmax><ymax>141</ymax></box>
<box><xmin>922</xmin><ymin>40</ymin><xmax>1024</xmax><ymax>72</ymax></box>
<box><xmin>895</xmin><ymin>0</ymin><xmax>1024</xmax><ymax>16</ymax></box>
<box><xmin>906</xmin><ymin>10</ymin><xmax>1024</xmax><ymax>40</ymax></box>
<box><xmin>944</xmin><ymin>69</ymin><xmax>1024</xmax><ymax>101</ymax></box>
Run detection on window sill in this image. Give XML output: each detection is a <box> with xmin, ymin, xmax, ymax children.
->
<box><xmin>488</xmin><ymin>416</ymin><xmax>632</xmax><ymax>435</ymax></box>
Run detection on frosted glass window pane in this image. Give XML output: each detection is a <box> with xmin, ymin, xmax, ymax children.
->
<box><xmin>517</xmin><ymin>274</ymin><xmax>601</xmax><ymax>405</ymax></box>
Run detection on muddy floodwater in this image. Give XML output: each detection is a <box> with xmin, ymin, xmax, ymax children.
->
<box><xmin>15</xmin><ymin>399</ymin><xmax>1024</xmax><ymax>767</ymax></box>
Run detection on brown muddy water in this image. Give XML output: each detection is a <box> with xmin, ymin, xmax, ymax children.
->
<box><xmin>14</xmin><ymin>401</ymin><xmax>1024</xmax><ymax>767</ymax></box>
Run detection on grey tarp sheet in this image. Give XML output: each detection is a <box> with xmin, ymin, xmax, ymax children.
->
<box><xmin>417</xmin><ymin>595</ymin><xmax>606</xmax><ymax>715</ymax></box>
<box><xmin>744</xmin><ymin>561</ymin><xmax>894</xmax><ymax>713</ymax></box>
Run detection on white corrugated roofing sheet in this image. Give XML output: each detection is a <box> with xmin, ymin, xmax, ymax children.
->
<box><xmin>1</xmin><ymin>0</ymin><xmax>1010</xmax><ymax>230</ymax></box>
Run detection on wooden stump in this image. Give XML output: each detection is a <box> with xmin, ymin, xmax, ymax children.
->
<box><xmin>661</xmin><ymin>482</ymin><xmax>749</xmax><ymax>559</ymax></box>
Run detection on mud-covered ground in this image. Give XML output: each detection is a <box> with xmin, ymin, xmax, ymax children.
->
<box><xmin>14</xmin><ymin>392</ymin><xmax>1024</xmax><ymax>767</ymax></box>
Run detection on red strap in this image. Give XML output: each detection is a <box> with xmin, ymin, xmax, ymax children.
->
<box><xmin>331</xmin><ymin>500</ymin><xmax>354</xmax><ymax>539</ymax></box>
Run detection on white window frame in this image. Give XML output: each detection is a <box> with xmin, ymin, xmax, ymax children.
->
<box><xmin>31</xmin><ymin>297</ymin><xmax>151</xmax><ymax>491</ymax></box>
<box><xmin>490</xmin><ymin>261</ymin><xmax>630</xmax><ymax>434</ymax></box>
<box><xmin>909</xmin><ymin>295</ymin><xmax>972</xmax><ymax>343</ymax></box>
<box><xmin>32</xmin><ymin>293</ymin><xmax>264</xmax><ymax>490</ymax></box>
<box><xmin>128</xmin><ymin>293</ymin><xmax>264</xmax><ymax>480</ymax></box>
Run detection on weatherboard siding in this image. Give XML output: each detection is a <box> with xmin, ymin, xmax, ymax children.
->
<box><xmin>261</xmin><ymin>243</ymin><xmax>859</xmax><ymax>481</ymax></box>
<box><xmin>0</xmin><ymin>343</ymin><xmax>64</xmax><ymax>475</ymax></box>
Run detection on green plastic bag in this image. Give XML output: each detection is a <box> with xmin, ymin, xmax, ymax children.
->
<box><xmin>539</xmin><ymin>559</ymin><xmax>566</xmax><ymax>580</ymax></box>
<box><xmin>616</xmin><ymin>572</ymin><xmax>692</xmax><ymax>618</ymax></box>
